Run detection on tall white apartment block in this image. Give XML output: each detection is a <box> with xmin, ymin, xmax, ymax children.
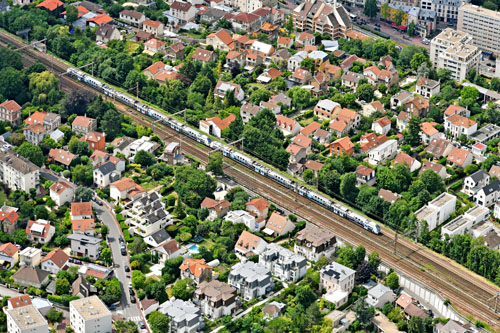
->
<box><xmin>70</xmin><ymin>296</ymin><xmax>112</xmax><ymax>333</ymax></box>
<box><xmin>458</xmin><ymin>4</ymin><xmax>500</xmax><ymax>56</ymax></box>
<box><xmin>0</xmin><ymin>149</ymin><xmax>40</xmax><ymax>192</ymax></box>
<box><xmin>430</xmin><ymin>28</ymin><xmax>480</xmax><ymax>81</ymax></box>
<box><xmin>6</xmin><ymin>304</ymin><xmax>48</xmax><ymax>333</ymax></box>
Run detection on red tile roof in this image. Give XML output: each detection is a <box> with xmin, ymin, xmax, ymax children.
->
<box><xmin>87</xmin><ymin>14</ymin><xmax>113</xmax><ymax>26</ymax></box>
<box><xmin>180</xmin><ymin>258</ymin><xmax>212</xmax><ymax>277</ymax></box>
<box><xmin>71</xmin><ymin>202</ymin><xmax>92</xmax><ymax>217</ymax></box>
<box><xmin>245</xmin><ymin>198</ymin><xmax>268</xmax><ymax>211</ymax></box>
<box><xmin>49</xmin><ymin>148</ymin><xmax>76</xmax><ymax>166</ymax></box>
<box><xmin>301</xmin><ymin>122</ymin><xmax>321</xmax><ymax>136</ymax></box>
<box><xmin>36</xmin><ymin>0</ymin><xmax>63</xmax><ymax>11</ymax></box>
<box><xmin>447</xmin><ymin>147</ymin><xmax>470</xmax><ymax>166</ymax></box>
<box><xmin>73</xmin><ymin>116</ymin><xmax>95</xmax><ymax>128</ymax></box>
<box><xmin>41</xmin><ymin>248</ymin><xmax>69</xmax><ymax>268</ymax></box>
<box><xmin>143</xmin><ymin>19</ymin><xmax>162</xmax><ymax>28</ymax></box>
<box><xmin>72</xmin><ymin>219</ymin><xmax>95</xmax><ymax>233</ymax></box>
<box><xmin>24</xmin><ymin>111</ymin><xmax>47</xmax><ymax>126</ymax></box>
<box><xmin>0</xmin><ymin>242</ymin><xmax>18</xmax><ymax>257</ymax></box>
<box><xmin>0</xmin><ymin>100</ymin><xmax>21</xmax><ymax>112</ymax></box>
<box><xmin>232</xmin><ymin>12</ymin><xmax>260</xmax><ymax>23</ymax></box>
<box><xmin>8</xmin><ymin>295</ymin><xmax>31</xmax><ymax>309</ymax></box>
<box><xmin>171</xmin><ymin>1</ymin><xmax>192</xmax><ymax>11</ymax></box>
<box><xmin>374</xmin><ymin>116</ymin><xmax>391</xmax><ymax>128</ymax></box>
<box><xmin>356</xmin><ymin>165</ymin><xmax>374</xmax><ymax>176</ymax></box>
<box><xmin>200</xmin><ymin>197</ymin><xmax>230</xmax><ymax>212</ymax></box>
<box><xmin>0</xmin><ymin>210</ymin><xmax>18</xmax><ymax>225</ymax></box>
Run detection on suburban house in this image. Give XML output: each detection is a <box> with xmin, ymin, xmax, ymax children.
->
<box><xmin>95</xmin><ymin>24</ymin><xmax>121</xmax><ymax>43</ymax></box>
<box><xmin>214</xmin><ymin>80</ymin><xmax>245</xmax><ymax>101</ymax></box>
<box><xmin>445</xmin><ymin>114</ymin><xmax>477</xmax><ymax>139</ymax></box>
<box><xmin>13</xmin><ymin>266</ymin><xmax>49</xmax><ymax>288</ymax></box>
<box><xmin>397</xmin><ymin>111</ymin><xmax>409</xmax><ymax>132</ymax></box>
<box><xmin>67</xmin><ymin>234</ymin><xmax>101</xmax><ymax>260</ymax></box>
<box><xmin>393</xmin><ymin>152</ymin><xmax>422</xmax><ymax>172</ymax></box>
<box><xmin>427</xmin><ymin>138</ymin><xmax>454</xmax><ymax>158</ymax></box>
<box><xmin>144</xmin><ymin>229</ymin><xmax>170</xmax><ymax>248</ymax></box>
<box><xmin>245</xmin><ymin>198</ymin><xmax>269</xmax><ymax>219</ymax></box>
<box><xmin>0</xmin><ymin>205</ymin><xmax>17</xmax><ymax>237</ymax></box>
<box><xmin>26</xmin><ymin>220</ymin><xmax>55</xmax><ymax>244</ymax></box>
<box><xmin>165</xmin><ymin>42</ymin><xmax>185</xmax><ymax>61</ymax></box>
<box><xmin>142</xmin><ymin>19</ymin><xmax>164</xmax><ymax>37</ymax></box>
<box><xmin>180</xmin><ymin>258</ymin><xmax>213</xmax><ymax>284</ymax></box>
<box><xmin>72</xmin><ymin>218</ymin><xmax>95</xmax><ymax>236</ymax></box>
<box><xmin>420</xmin><ymin>122</ymin><xmax>442</xmax><ymax>144</ymax></box>
<box><xmin>159</xmin><ymin>298</ymin><xmax>202</xmax><ymax>333</ymax></box>
<box><xmin>391</xmin><ymin>90</ymin><xmax>413</xmax><ymax>110</ymax></box>
<box><xmin>362</xmin><ymin>100</ymin><xmax>384</xmax><ymax>117</ymax></box>
<box><xmin>110</xmin><ymin>177</ymin><xmax>145</xmax><ymax>201</ymax></box>
<box><xmin>262</xmin><ymin>212</ymin><xmax>295</xmax><ymax>237</ymax></box>
<box><xmin>415</xmin><ymin>192</ymin><xmax>456</xmax><ymax>231</ymax></box>
<box><xmin>378</xmin><ymin>189</ymin><xmax>402</xmax><ymax>204</ymax></box>
<box><xmin>262</xmin><ymin>301</ymin><xmax>286</xmax><ymax>320</ymax></box>
<box><xmin>341</xmin><ymin>71</ymin><xmax>364</xmax><ymax>92</ymax></box>
<box><xmin>169</xmin><ymin>1</ymin><xmax>196</xmax><ymax>22</ymax></box>
<box><xmin>206</xmin><ymin>29</ymin><xmax>235</xmax><ymax>51</ymax></box>
<box><xmin>83</xmin><ymin>132</ymin><xmax>105</xmax><ymax>151</ymax></box>
<box><xmin>473</xmin><ymin>180</ymin><xmax>500</xmax><ymax>207</ymax></box>
<box><xmin>296</xmin><ymin>31</ymin><xmax>315</xmax><ymax>47</ymax></box>
<box><xmin>48</xmin><ymin>148</ymin><xmax>76</xmax><ymax>168</ymax></box>
<box><xmin>419</xmin><ymin>161</ymin><xmax>447</xmax><ymax>179</ymax></box>
<box><xmin>294</xmin><ymin>224</ymin><xmax>336</xmax><ymax>261</ymax></box>
<box><xmin>93</xmin><ymin>161</ymin><xmax>120</xmax><ymax>188</ymax></box>
<box><xmin>0</xmin><ymin>100</ymin><xmax>22</xmax><ymax>126</ymax></box>
<box><xmin>0</xmin><ymin>242</ymin><xmax>18</xmax><ymax>270</ymax></box>
<box><xmin>404</xmin><ymin>96</ymin><xmax>430</xmax><ymax>117</ymax></box>
<box><xmin>329</xmin><ymin>108</ymin><xmax>361</xmax><ymax>137</ymax></box>
<box><xmin>200</xmin><ymin>197</ymin><xmax>230</xmax><ymax>221</ymax></box>
<box><xmin>240</xmin><ymin>103</ymin><xmax>260</xmax><ymax>123</ymax></box>
<box><xmin>23</xmin><ymin>124</ymin><xmax>47</xmax><ymax>145</ymax></box>
<box><xmin>286</xmin><ymin>144</ymin><xmax>307</xmax><ymax>164</ymax></box>
<box><xmin>320</xmin><ymin>262</ymin><xmax>356</xmax><ymax>307</ymax></box>
<box><xmin>72</xmin><ymin>115</ymin><xmax>97</xmax><ymax>135</ymax></box>
<box><xmin>228</xmin><ymin>261</ymin><xmax>272</xmax><ymax>300</ymax></box>
<box><xmin>415</xmin><ymin>77</ymin><xmax>440</xmax><ymax>98</ymax></box>
<box><xmin>144</xmin><ymin>38</ymin><xmax>166</xmax><ymax>55</ymax></box>
<box><xmin>19</xmin><ymin>247</ymin><xmax>42</xmax><ymax>267</ymax></box>
<box><xmin>444</xmin><ymin>104</ymin><xmax>470</xmax><ymax>119</ymax></box>
<box><xmin>356</xmin><ymin>165</ymin><xmax>376</xmax><ymax>186</ymax></box>
<box><xmin>331</xmin><ymin>137</ymin><xmax>354</xmax><ymax>157</ymax></box>
<box><xmin>71</xmin><ymin>202</ymin><xmax>92</xmax><ymax>220</ymax></box>
<box><xmin>40</xmin><ymin>248</ymin><xmax>69</xmax><ymax>274</ymax></box>
<box><xmin>191</xmin><ymin>47</ymin><xmax>216</xmax><ymax>63</ymax></box>
<box><xmin>367</xmin><ymin>140</ymin><xmax>398</xmax><ymax>165</ymax></box>
<box><xmin>50</xmin><ymin>181</ymin><xmax>74</xmax><ymax>206</ymax></box>
<box><xmin>276</xmin><ymin>115</ymin><xmax>302</xmax><ymax>136</ymax></box>
<box><xmin>152</xmin><ymin>239</ymin><xmax>184</xmax><ymax>264</ymax></box>
<box><xmin>193</xmin><ymin>280</ymin><xmax>237</xmax><ymax>319</ymax></box>
<box><xmin>371</xmin><ymin>116</ymin><xmax>391</xmax><ymax>135</ymax></box>
<box><xmin>235</xmin><ymin>230</ymin><xmax>268</xmax><ymax>259</ymax></box>
<box><xmin>119</xmin><ymin>10</ymin><xmax>145</xmax><ymax>27</ymax></box>
<box><xmin>225</xmin><ymin>210</ymin><xmax>265</xmax><ymax>232</ymax></box>
<box><xmin>447</xmin><ymin>147</ymin><xmax>472</xmax><ymax>168</ymax></box>
<box><xmin>199</xmin><ymin>114</ymin><xmax>236</xmax><ymax>139</ymax></box>
<box><xmin>366</xmin><ymin>284</ymin><xmax>396</xmax><ymax>308</ymax></box>
<box><xmin>314</xmin><ymin>99</ymin><xmax>341</xmax><ymax>121</ymax></box>
<box><xmin>463</xmin><ymin>170</ymin><xmax>490</xmax><ymax>196</ymax></box>
<box><xmin>259</xmin><ymin>243</ymin><xmax>307</xmax><ymax>282</ymax></box>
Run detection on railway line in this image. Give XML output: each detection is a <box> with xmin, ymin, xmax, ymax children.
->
<box><xmin>1</xmin><ymin>29</ymin><xmax>500</xmax><ymax>328</ymax></box>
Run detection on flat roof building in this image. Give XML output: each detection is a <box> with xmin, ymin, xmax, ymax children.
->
<box><xmin>416</xmin><ymin>192</ymin><xmax>457</xmax><ymax>231</ymax></box>
<box><xmin>6</xmin><ymin>304</ymin><xmax>48</xmax><ymax>333</ymax></box>
<box><xmin>69</xmin><ymin>296</ymin><xmax>112</xmax><ymax>333</ymax></box>
<box><xmin>458</xmin><ymin>4</ymin><xmax>500</xmax><ymax>56</ymax></box>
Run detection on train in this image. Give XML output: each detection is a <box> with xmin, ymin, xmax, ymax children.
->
<box><xmin>67</xmin><ymin>67</ymin><xmax>381</xmax><ymax>235</ymax></box>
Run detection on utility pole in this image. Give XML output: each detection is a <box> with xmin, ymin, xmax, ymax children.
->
<box><xmin>394</xmin><ymin>233</ymin><xmax>398</xmax><ymax>255</ymax></box>
<box><xmin>136</xmin><ymin>81</ymin><xmax>139</xmax><ymax>99</ymax></box>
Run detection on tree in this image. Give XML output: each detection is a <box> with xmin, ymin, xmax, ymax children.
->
<box><xmin>364</xmin><ymin>0</ymin><xmax>378</xmax><ymax>18</ymax></box>
<box><xmin>13</xmin><ymin>229</ymin><xmax>27</xmax><ymax>246</ymax></box>
<box><xmin>405</xmin><ymin>116</ymin><xmax>421</xmax><ymax>147</ymax></box>
<box><xmin>134</xmin><ymin>150</ymin><xmax>156</xmax><ymax>167</ymax></box>
<box><xmin>249</xmin><ymin>89</ymin><xmax>271</xmax><ymax>105</ymax></box>
<box><xmin>115</xmin><ymin>321</ymin><xmax>139</xmax><ymax>333</ymax></box>
<box><xmin>100</xmin><ymin>109</ymin><xmax>124</xmax><ymax>140</ymax></box>
<box><xmin>353</xmin><ymin>297</ymin><xmax>375</xmax><ymax>326</ymax></box>
<box><xmin>285</xmin><ymin>14</ymin><xmax>293</xmax><ymax>32</ymax></box>
<box><xmin>408</xmin><ymin>316</ymin><xmax>425</xmax><ymax>333</ymax></box>
<box><xmin>68</xmin><ymin>137</ymin><xmax>89</xmax><ymax>155</ymax></box>
<box><xmin>223</xmin><ymin>89</ymin><xmax>237</xmax><ymax>108</ymax></box>
<box><xmin>206</xmin><ymin>152</ymin><xmax>223</xmax><ymax>176</ymax></box>
<box><xmin>491</xmin><ymin>77</ymin><xmax>500</xmax><ymax>92</ymax></box>
<box><xmin>34</xmin><ymin>205</ymin><xmax>48</xmax><ymax>220</ymax></box>
<box><xmin>386</xmin><ymin>271</ymin><xmax>399</xmax><ymax>290</ymax></box>
<box><xmin>72</xmin><ymin>164</ymin><xmax>93</xmax><ymax>185</ymax></box>
<box><xmin>416</xmin><ymin>62</ymin><xmax>430</xmax><ymax>79</ymax></box>
<box><xmin>483</xmin><ymin>0</ymin><xmax>498</xmax><ymax>10</ymax></box>
<box><xmin>46</xmin><ymin>308</ymin><xmax>63</xmax><ymax>323</ymax></box>
<box><xmin>356</xmin><ymin>83</ymin><xmax>374</xmax><ymax>102</ymax></box>
<box><xmin>483</xmin><ymin>154</ymin><xmax>499</xmax><ymax>171</ymax></box>
<box><xmin>287</xmin><ymin>87</ymin><xmax>311</xmax><ymax>110</ymax></box>
<box><xmin>295</xmin><ymin>284</ymin><xmax>317</xmax><ymax>308</ymax></box>
<box><xmin>408</xmin><ymin>21</ymin><xmax>416</xmax><ymax>36</ymax></box>
<box><xmin>368</xmin><ymin>251</ymin><xmax>381</xmax><ymax>272</ymax></box>
<box><xmin>394</xmin><ymin>10</ymin><xmax>405</xmax><ymax>26</ymax></box>
<box><xmin>101</xmin><ymin>248</ymin><xmax>112</xmax><ymax>266</ymax></box>
<box><xmin>269</xmin><ymin>76</ymin><xmax>287</xmax><ymax>92</ymax></box>
<box><xmin>419</xmin><ymin>169</ymin><xmax>444</xmax><ymax>194</ymax></box>
<box><xmin>410</xmin><ymin>53</ymin><xmax>429</xmax><ymax>71</ymax></box>
<box><xmin>190</xmin><ymin>76</ymin><xmax>212</xmax><ymax>97</ymax></box>
<box><xmin>145</xmin><ymin>281</ymin><xmax>168</xmax><ymax>303</ymax></box>
<box><xmin>303</xmin><ymin>169</ymin><xmax>315</xmax><ymax>184</ymax></box>
<box><xmin>74</xmin><ymin>187</ymin><xmax>93</xmax><ymax>202</ymax></box>
<box><xmin>29</xmin><ymin>71</ymin><xmax>58</xmax><ymax>104</ymax></box>
<box><xmin>174</xmin><ymin>166</ymin><xmax>217</xmax><ymax>207</ymax></box>
<box><xmin>0</xmin><ymin>67</ymin><xmax>25</xmax><ymax>101</ymax></box>
<box><xmin>55</xmin><ymin>278</ymin><xmax>71</xmax><ymax>295</ymax></box>
<box><xmin>461</xmin><ymin>86</ymin><xmax>479</xmax><ymax>105</ymax></box>
<box><xmin>172</xmin><ymin>278</ymin><xmax>194</xmax><ymax>300</ymax></box>
<box><xmin>0</xmin><ymin>48</ymin><xmax>23</xmax><ymax>71</ymax></box>
<box><xmin>65</xmin><ymin>5</ymin><xmax>79</xmax><ymax>25</ymax></box>
<box><xmin>300</xmin><ymin>58</ymin><xmax>315</xmax><ymax>74</ymax></box>
<box><xmin>16</xmin><ymin>142</ymin><xmax>44</xmax><ymax>167</ymax></box>
<box><xmin>340</xmin><ymin>172</ymin><xmax>359</xmax><ymax>203</ymax></box>
<box><xmin>101</xmin><ymin>225</ymin><xmax>109</xmax><ymax>239</ymax></box>
<box><xmin>148</xmin><ymin>311</ymin><xmax>170</xmax><ymax>333</ymax></box>
<box><xmin>216</xmin><ymin>18</ymin><xmax>232</xmax><ymax>29</ymax></box>
<box><xmin>132</xmin><ymin>270</ymin><xmax>146</xmax><ymax>289</ymax></box>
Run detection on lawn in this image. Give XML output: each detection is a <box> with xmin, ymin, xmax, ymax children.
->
<box><xmin>124</xmin><ymin>41</ymin><xmax>140</xmax><ymax>55</ymax></box>
<box><xmin>248</xmin><ymin>83</ymin><xmax>267</xmax><ymax>90</ymax></box>
<box><xmin>299</xmin><ymin>117</ymin><xmax>314</xmax><ymax>127</ymax></box>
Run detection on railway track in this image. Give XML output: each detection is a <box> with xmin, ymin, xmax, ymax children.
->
<box><xmin>1</xmin><ymin>29</ymin><xmax>500</xmax><ymax>328</ymax></box>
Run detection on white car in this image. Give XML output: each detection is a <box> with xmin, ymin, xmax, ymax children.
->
<box><xmin>128</xmin><ymin>282</ymin><xmax>133</xmax><ymax>289</ymax></box>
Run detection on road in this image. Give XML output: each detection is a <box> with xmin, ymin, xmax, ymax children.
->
<box><xmin>0</xmin><ymin>285</ymin><xmax>21</xmax><ymax>297</ymax></box>
<box><xmin>1</xmin><ymin>29</ymin><xmax>500</xmax><ymax>329</ymax></box>
<box><xmin>93</xmin><ymin>202</ymin><xmax>145</xmax><ymax>326</ymax></box>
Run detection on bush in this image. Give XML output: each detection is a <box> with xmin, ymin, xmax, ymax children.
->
<box><xmin>449</xmin><ymin>180</ymin><xmax>463</xmax><ymax>192</ymax></box>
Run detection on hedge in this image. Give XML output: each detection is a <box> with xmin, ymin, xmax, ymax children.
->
<box><xmin>48</xmin><ymin>295</ymin><xmax>80</xmax><ymax>306</ymax></box>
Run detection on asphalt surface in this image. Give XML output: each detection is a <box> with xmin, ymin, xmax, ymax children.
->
<box><xmin>93</xmin><ymin>202</ymin><xmax>144</xmax><ymax>325</ymax></box>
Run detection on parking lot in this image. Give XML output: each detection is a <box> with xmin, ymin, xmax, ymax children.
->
<box><xmin>479</xmin><ymin>55</ymin><xmax>497</xmax><ymax>77</ymax></box>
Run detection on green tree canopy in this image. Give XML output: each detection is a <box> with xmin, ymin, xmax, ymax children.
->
<box><xmin>174</xmin><ymin>166</ymin><xmax>217</xmax><ymax>207</ymax></box>
<box><xmin>17</xmin><ymin>142</ymin><xmax>44</xmax><ymax>167</ymax></box>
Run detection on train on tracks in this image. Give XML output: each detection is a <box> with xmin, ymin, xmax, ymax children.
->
<box><xmin>67</xmin><ymin>67</ymin><xmax>381</xmax><ymax>235</ymax></box>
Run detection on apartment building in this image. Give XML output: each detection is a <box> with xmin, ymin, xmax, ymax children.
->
<box><xmin>444</xmin><ymin>114</ymin><xmax>477</xmax><ymax>138</ymax></box>
<box><xmin>70</xmin><ymin>296</ymin><xmax>112</xmax><ymax>333</ymax></box>
<box><xmin>194</xmin><ymin>280</ymin><xmax>237</xmax><ymax>319</ymax></box>
<box><xmin>119</xmin><ymin>9</ymin><xmax>146</xmax><ymax>27</ymax></box>
<box><xmin>159</xmin><ymin>298</ymin><xmax>203</xmax><ymax>333</ymax></box>
<box><xmin>320</xmin><ymin>262</ymin><xmax>355</xmax><ymax>307</ymax></box>
<box><xmin>6</xmin><ymin>304</ymin><xmax>48</xmax><ymax>333</ymax></box>
<box><xmin>420</xmin><ymin>0</ymin><xmax>466</xmax><ymax>23</ymax></box>
<box><xmin>124</xmin><ymin>191</ymin><xmax>173</xmax><ymax>237</ymax></box>
<box><xmin>259</xmin><ymin>243</ymin><xmax>307</xmax><ymax>282</ymax></box>
<box><xmin>441</xmin><ymin>204</ymin><xmax>489</xmax><ymax>237</ymax></box>
<box><xmin>0</xmin><ymin>149</ymin><xmax>39</xmax><ymax>192</ymax></box>
<box><xmin>293</xmin><ymin>0</ymin><xmax>352</xmax><ymax>40</ymax></box>
<box><xmin>367</xmin><ymin>139</ymin><xmax>398</xmax><ymax>165</ymax></box>
<box><xmin>67</xmin><ymin>234</ymin><xmax>101</xmax><ymax>260</ymax></box>
<box><xmin>224</xmin><ymin>0</ymin><xmax>277</xmax><ymax>13</ymax></box>
<box><xmin>0</xmin><ymin>100</ymin><xmax>22</xmax><ymax>126</ymax></box>
<box><xmin>430</xmin><ymin>28</ymin><xmax>479</xmax><ymax>81</ymax></box>
<box><xmin>415</xmin><ymin>192</ymin><xmax>456</xmax><ymax>231</ymax></box>
<box><xmin>458</xmin><ymin>4</ymin><xmax>500</xmax><ymax>56</ymax></box>
<box><xmin>294</xmin><ymin>225</ymin><xmax>336</xmax><ymax>261</ymax></box>
<box><xmin>169</xmin><ymin>1</ymin><xmax>195</xmax><ymax>22</ymax></box>
<box><xmin>228</xmin><ymin>261</ymin><xmax>273</xmax><ymax>300</ymax></box>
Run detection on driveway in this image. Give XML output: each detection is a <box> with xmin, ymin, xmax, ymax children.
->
<box><xmin>93</xmin><ymin>202</ymin><xmax>145</xmax><ymax>326</ymax></box>
<box><xmin>0</xmin><ymin>285</ymin><xmax>21</xmax><ymax>297</ymax></box>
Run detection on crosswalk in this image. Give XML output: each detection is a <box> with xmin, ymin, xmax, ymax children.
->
<box><xmin>129</xmin><ymin>316</ymin><xmax>142</xmax><ymax>323</ymax></box>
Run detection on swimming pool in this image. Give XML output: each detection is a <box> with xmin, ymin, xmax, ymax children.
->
<box><xmin>188</xmin><ymin>244</ymin><xmax>199</xmax><ymax>253</ymax></box>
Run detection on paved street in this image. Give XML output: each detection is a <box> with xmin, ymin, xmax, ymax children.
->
<box><xmin>0</xmin><ymin>285</ymin><xmax>21</xmax><ymax>297</ymax></box>
<box><xmin>93</xmin><ymin>202</ymin><xmax>145</xmax><ymax>326</ymax></box>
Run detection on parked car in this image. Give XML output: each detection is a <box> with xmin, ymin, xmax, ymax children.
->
<box><xmin>121</xmin><ymin>247</ymin><xmax>126</xmax><ymax>256</ymax></box>
<box><xmin>119</xmin><ymin>237</ymin><xmax>124</xmax><ymax>243</ymax></box>
<box><xmin>129</xmin><ymin>288</ymin><xmax>134</xmax><ymax>296</ymax></box>
<box><xmin>130</xmin><ymin>295</ymin><xmax>136</xmax><ymax>303</ymax></box>
<box><xmin>138</xmin><ymin>321</ymin><xmax>146</xmax><ymax>329</ymax></box>
<box><xmin>124</xmin><ymin>265</ymin><xmax>130</xmax><ymax>272</ymax></box>
<box><xmin>108</xmin><ymin>304</ymin><xmax>116</xmax><ymax>311</ymax></box>
<box><xmin>129</xmin><ymin>282</ymin><xmax>133</xmax><ymax>289</ymax></box>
